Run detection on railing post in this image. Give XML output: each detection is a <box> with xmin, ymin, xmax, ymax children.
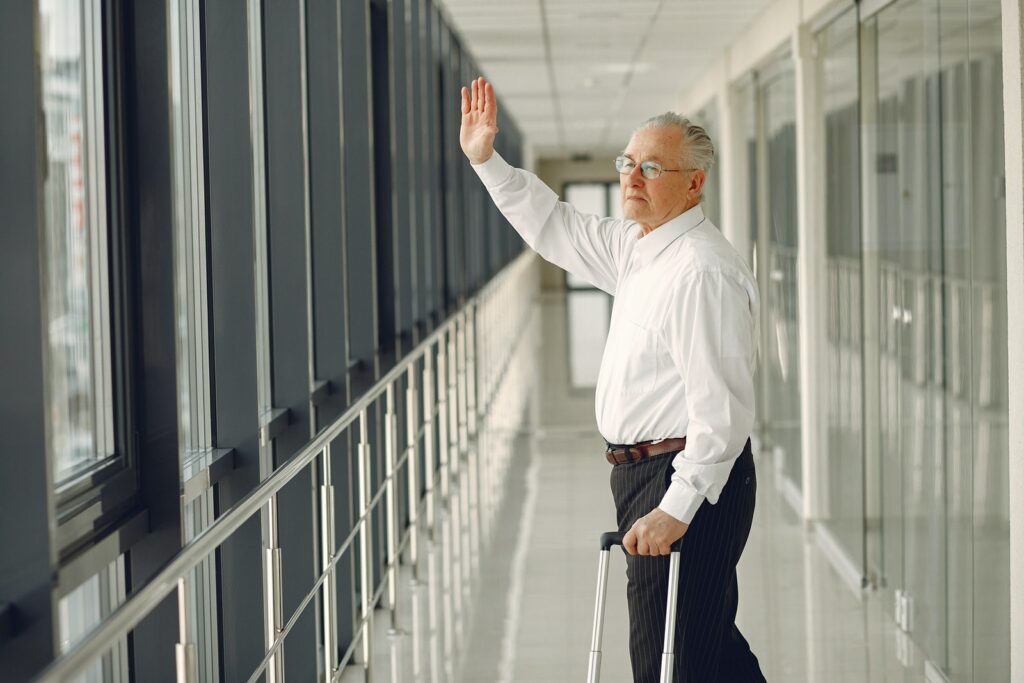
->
<box><xmin>466</xmin><ymin>304</ymin><xmax>477</xmax><ymax>438</ymax></box>
<box><xmin>358</xmin><ymin>409</ymin><xmax>374</xmax><ymax>682</ymax></box>
<box><xmin>437</xmin><ymin>339</ymin><xmax>450</xmax><ymax>500</ymax></box>
<box><xmin>423</xmin><ymin>350</ymin><xmax>436</xmax><ymax>539</ymax></box>
<box><xmin>406</xmin><ymin>364</ymin><xmax>420</xmax><ymax>583</ymax></box>
<box><xmin>384</xmin><ymin>383</ymin><xmax>400</xmax><ymax>634</ymax></box>
<box><xmin>456</xmin><ymin>313</ymin><xmax>468</xmax><ymax>454</ymax></box>
<box><xmin>175</xmin><ymin>577</ymin><xmax>197</xmax><ymax>683</ymax></box>
<box><xmin>262</xmin><ymin>495</ymin><xmax>284</xmax><ymax>683</ymax></box>
<box><xmin>319</xmin><ymin>444</ymin><xmax>338</xmax><ymax>678</ymax></box>
<box><xmin>447</xmin><ymin>327</ymin><xmax>459</xmax><ymax>476</ymax></box>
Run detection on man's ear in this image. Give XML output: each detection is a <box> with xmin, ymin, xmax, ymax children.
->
<box><xmin>690</xmin><ymin>170</ymin><xmax>706</xmax><ymax>196</ymax></box>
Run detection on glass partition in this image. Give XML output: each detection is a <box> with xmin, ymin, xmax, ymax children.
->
<box><xmin>816</xmin><ymin>6</ymin><xmax>865</xmax><ymax>577</ymax></box>
<box><xmin>759</xmin><ymin>63</ymin><xmax>803</xmax><ymax>497</ymax></box>
<box><xmin>861</xmin><ymin>0</ymin><xmax>1009</xmax><ymax>676</ymax></box>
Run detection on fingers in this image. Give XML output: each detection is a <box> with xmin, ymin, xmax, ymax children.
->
<box><xmin>484</xmin><ymin>80</ymin><xmax>496</xmax><ymax>120</ymax></box>
<box><xmin>623</xmin><ymin>527</ymin><xmax>637</xmax><ymax>556</ymax></box>
<box><xmin>625</xmin><ymin>523</ymin><xmax>676</xmax><ymax>556</ymax></box>
<box><xmin>462</xmin><ymin>77</ymin><xmax>495</xmax><ymax>115</ymax></box>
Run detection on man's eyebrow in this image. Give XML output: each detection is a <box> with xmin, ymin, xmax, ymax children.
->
<box><xmin>620</xmin><ymin>152</ymin><xmax>663</xmax><ymax>163</ymax></box>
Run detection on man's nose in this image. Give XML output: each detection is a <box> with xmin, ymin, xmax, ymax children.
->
<box><xmin>627</xmin><ymin>164</ymin><xmax>645</xmax><ymax>185</ymax></box>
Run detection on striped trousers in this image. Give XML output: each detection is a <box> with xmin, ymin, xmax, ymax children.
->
<box><xmin>609</xmin><ymin>439</ymin><xmax>766</xmax><ymax>682</ymax></box>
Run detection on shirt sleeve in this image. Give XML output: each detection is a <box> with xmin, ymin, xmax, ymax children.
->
<box><xmin>471</xmin><ymin>151</ymin><xmax>631</xmax><ymax>295</ymax></box>
<box><xmin>657</xmin><ymin>268</ymin><xmax>758</xmax><ymax>524</ymax></box>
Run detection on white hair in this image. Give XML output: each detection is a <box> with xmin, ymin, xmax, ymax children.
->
<box><xmin>633</xmin><ymin>113</ymin><xmax>716</xmax><ymax>194</ymax></box>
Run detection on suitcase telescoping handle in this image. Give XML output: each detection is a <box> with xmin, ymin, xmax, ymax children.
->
<box><xmin>587</xmin><ymin>532</ymin><xmax>683</xmax><ymax>683</ymax></box>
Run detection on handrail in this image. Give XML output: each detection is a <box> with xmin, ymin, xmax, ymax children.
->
<box><xmin>36</xmin><ymin>250</ymin><xmax>536</xmax><ymax>682</ymax></box>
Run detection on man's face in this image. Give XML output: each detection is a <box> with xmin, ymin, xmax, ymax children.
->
<box><xmin>620</xmin><ymin>126</ymin><xmax>704</xmax><ymax>230</ymax></box>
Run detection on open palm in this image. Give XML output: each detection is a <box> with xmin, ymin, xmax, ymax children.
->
<box><xmin>460</xmin><ymin>77</ymin><xmax>499</xmax><ymax>164</ymax></box>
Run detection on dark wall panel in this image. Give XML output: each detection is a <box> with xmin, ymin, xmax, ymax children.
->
<box><xmin>371</xmin><ymin>0</ymin><xmax>396</xmax><ymax>366</ymax></box>
<box><xmin>307</xmin><ymin>0</ymin><xmax>350</xmax><ymax>424</ymax></box>
<box><xmin>263</xmin><ymin>0</ymin><xmax>317</xmax><ymax>678</ymax></box>
<box><xmin>0</xmin><ymin>2</ymin><xmax>56</xmax><ymax>677</ymax></box>
<box><xmin>341</xmin><ymin>0</ymin><xmax>380</xmax><ymax>395</ymax></box>
<box><xmin>125</xmin><ymin>0</ymin><xmax>183</xmax><ymax>679</ymax></box>
<box><xmin>204</xmin><ymin>0</ymin><xmax>264</xmax><ymax>677</ymax></box>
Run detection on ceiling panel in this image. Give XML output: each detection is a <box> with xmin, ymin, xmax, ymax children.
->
<box><xmin>439</xmin><ymin>0</ymin><xmax>775</xmax><ymax>158</ymax></box>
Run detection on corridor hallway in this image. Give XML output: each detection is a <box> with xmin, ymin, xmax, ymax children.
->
<box><xmin>343</xmin><ymin>284</ymin><xmax>934</xmax><ymax>683</ymax></box>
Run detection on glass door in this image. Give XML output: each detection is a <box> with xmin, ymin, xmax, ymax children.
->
<box><xmin>758</xmin><ymin>64</ymin><xmax>803</xmax><ymax>499</ymax></box>
<box><xmin>816</xmin><ymin>8</ymin><xmax>864</xmax><ymax>570</ymax></box>
<box><xmin>865</xmin><ymin>0</ymin><xmax>948</xmax><ymax>670</ymax></box>
<box><xmin>863</xmin><ymin>0</ymin><xmax>1010</xmax><ymax>677</ymax></box>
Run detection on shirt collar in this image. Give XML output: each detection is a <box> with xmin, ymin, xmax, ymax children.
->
<box><xmin>633</xmin><ymin>203</ymin><xmax>705</xmax><ymax>267</ymax></box>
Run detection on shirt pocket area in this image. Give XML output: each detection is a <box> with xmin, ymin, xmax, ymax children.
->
<box><xmin>620</xmin><ymin>321</ymin><xmax>659</xmax><ymax>397</ymax></box>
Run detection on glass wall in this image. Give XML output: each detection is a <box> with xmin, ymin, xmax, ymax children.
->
<box><xmin>860</xmin><ymin>0</ymin><xmax>1009</xmax><ymax>677</ymax></box>
<box><xmin>959</xmin><ymin>4</ymin><xmax>1009</xmax><ymax>678</ymax></box>
<box><xmin>759</xmin><ymin>61</ymin><xmax>803</xmax><ymax>496</ymax></box>
<box><xmin>816</xmin><ymin>7</ymin><xmax>865</xmax><ymax>574</ymax></box>
<box><xmin>730</xmin><ymin>76</ymin><xmax>762</xmax><ymax>449</ymax></box>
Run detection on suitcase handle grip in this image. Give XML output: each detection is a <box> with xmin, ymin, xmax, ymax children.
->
<box><xmin>600</xmin><ymin>531</ymin><xmax>683</xmax><ymax>552</ymax></box>
<box><xmin>599</xmin><ymin>532</ymin><xmax>624</xmax><ymax>550</ymax></box>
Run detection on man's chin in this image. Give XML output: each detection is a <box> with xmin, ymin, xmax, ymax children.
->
<box><xmin>623</xmin><ymin>208</ymin><xmax>648</xmax><ymax>223</ymax></box>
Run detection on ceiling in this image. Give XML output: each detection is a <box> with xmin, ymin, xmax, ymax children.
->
<box><xmin>437</xmin><ymin>0</ymin><xmax>773</xmax><ymax>159</ymax></box>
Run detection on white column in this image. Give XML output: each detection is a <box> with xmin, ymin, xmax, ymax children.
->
<box><xmin>717</xmin><ymin>53</ymin><xmax>748</xmax><ymax>258</ymax></box>
<box><xmin>1002</xmin><ymin>0</ymin><xmax>1024</xmax><ymax>675</ymax></box>
<box><xmin>720</xmin><ymin>55</ymin><xmax>757</xmax><ymax>268</ymax></box>
<box><xmin>792</xmin><ymin>24</ymin><xmax>827</xmax><ymax>520</ymax></box>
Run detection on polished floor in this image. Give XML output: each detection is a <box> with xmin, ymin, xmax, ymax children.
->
<box><xmin>340</xmin><ymin>291</ymin><xmax>939</xmax><ymax>682</ymax></box>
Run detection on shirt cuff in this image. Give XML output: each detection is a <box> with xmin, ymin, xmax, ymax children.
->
<box><xmin>658</xmin><ymin>481</ymin><xmax>706</xmax><ymax>525</ymax></box>
<box><xmin>470</xmin><ymin>151</ymin><xmax>514</xmax><ymax>190</ymax></box>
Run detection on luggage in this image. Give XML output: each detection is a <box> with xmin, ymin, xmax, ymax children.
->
<box><xmin>587</xmin><ymin>531</ymin><xmax>682</xmax><ymax>683</ymax></box>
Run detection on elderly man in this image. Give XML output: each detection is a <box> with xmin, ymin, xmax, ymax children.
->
<box><xmin>460</xmin><ymin>77</ymin><xmax>766</xmax><ymax>682</ymax></box>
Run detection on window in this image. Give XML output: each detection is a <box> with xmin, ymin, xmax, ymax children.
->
<box><xmin>40</xmin><ymin>0</ymin><xmax>140</xmax><ymax>593</ymax></box>
<box><xmin>40</xmin><ymin>0</ymin><xmax>118</xmax><ymax>487</ymax></box>
<box><xmin>57</xmin><ymin>556</ymin><xmax>127</xmax><ymax>682</ymax></box>
<box><xmin>562</xmin><ymin>182</ymin><xmax>615</xmax><ymax>387</ymax></box>
<box><xmin>563</xmin><ymin>182</ymin><xmax>621</xmax><ymax>289</ymax></box>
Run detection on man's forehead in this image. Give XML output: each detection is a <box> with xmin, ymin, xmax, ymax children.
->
<box><xmin>623</xmin><ymin>128</ymin><xmax>683</xmax><ymax>160</ymax></box>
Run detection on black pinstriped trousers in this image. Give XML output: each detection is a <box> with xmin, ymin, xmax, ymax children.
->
<box><xmin>609</xmin><ymin>439</ymin><xmax>766</xmax><ymax>682</ymax></box>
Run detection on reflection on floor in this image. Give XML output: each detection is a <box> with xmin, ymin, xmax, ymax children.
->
<box><xmin>340</xmin><ymin>292</ymin><xmax>941</xmax><ymax>682</ymax></box>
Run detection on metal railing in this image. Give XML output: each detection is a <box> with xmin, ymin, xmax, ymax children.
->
<box><xmin>38</xmin><ymin>251</ymin><xmax>539</xmax><ymax>682</ymax></box>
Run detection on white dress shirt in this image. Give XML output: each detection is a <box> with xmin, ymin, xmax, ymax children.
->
<box><xmin>471</xmin><ymin>151</ymin><xmax>760</xmax><ymax>525</ymax></box>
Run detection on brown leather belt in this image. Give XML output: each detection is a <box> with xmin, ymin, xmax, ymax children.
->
<box><xmin>605</xmin><ymin>437</ymin><xmax>687</xmax><ymax>465</ymax></box>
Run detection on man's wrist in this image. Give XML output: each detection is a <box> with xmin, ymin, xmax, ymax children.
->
<box><xmin>658</xmin><ymin>481</ymin><xmax>705</xmax><ymax>525</ymax></box>
<box><xmin>470</xmin><ymin>150</ymin><xmax>513</xmax><ymax>189</ymax></box>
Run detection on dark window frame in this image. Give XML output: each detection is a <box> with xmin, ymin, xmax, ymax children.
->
<box><xmin>48</xmin><ymin>0</ymin><xmax>142</xmax><ymax>570</ymax></box>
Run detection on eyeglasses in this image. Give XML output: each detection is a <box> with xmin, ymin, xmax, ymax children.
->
<box><xmin>615</xmin><ymin>155</ymin><xmax>697</xmax><ymax>180</ymax></box>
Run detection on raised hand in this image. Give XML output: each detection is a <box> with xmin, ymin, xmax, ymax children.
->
<box><xmin>460</xmin><ymin>76</ymin><xmax>499</xmax><ymax>165</ymax></box>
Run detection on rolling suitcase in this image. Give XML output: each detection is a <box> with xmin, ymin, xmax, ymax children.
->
<box><xmin>587</xmin><ymin>531</ymin><xmax>683</xmax><ymax>683</ymax></box>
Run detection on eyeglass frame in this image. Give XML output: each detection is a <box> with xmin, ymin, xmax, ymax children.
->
<box><xmin>615</xmin><ymin>154</ymin><xmax>698</xmax><ymax>180</ymax></box>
